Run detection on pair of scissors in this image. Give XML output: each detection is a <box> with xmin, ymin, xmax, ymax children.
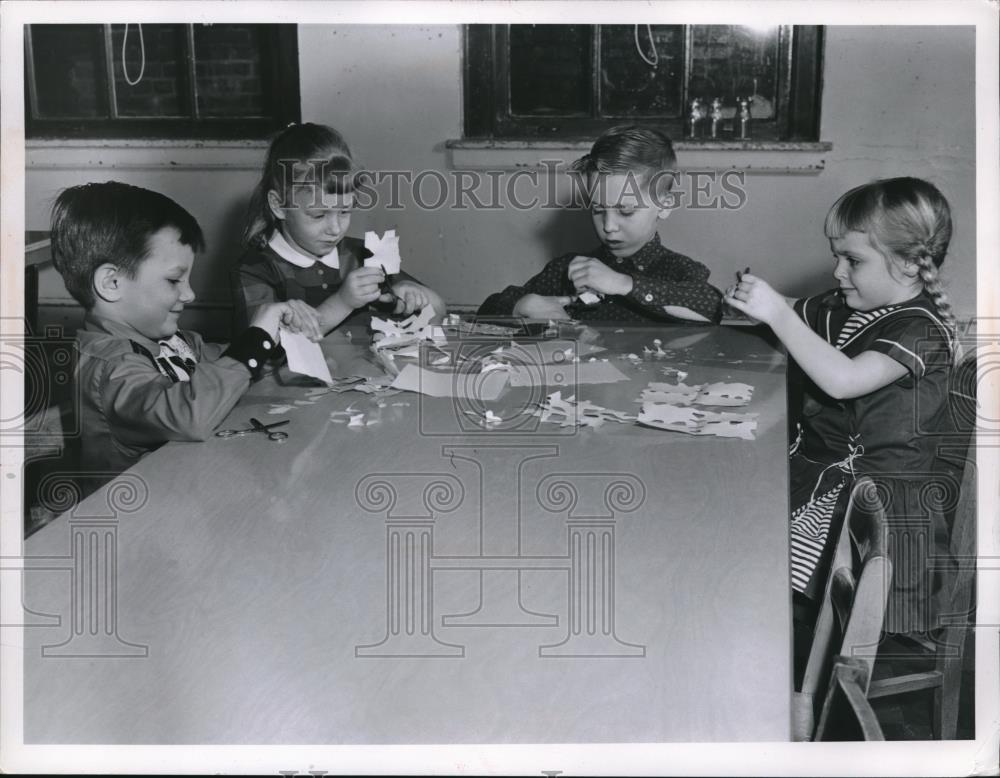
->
<box><xmin>216</xmin><ymin>417</ymin><xmax>289</xmax><ymax>442</ymax></box>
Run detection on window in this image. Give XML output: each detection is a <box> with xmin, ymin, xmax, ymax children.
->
<box><xmin>24</xmin><ymin>23</ymin><xmax>299</xmax><ymax>139</ymax></box>
<box><xmin>464</xmin><ymin>25</ymin><xmax>823</xmax><ymax>142</ymax></box>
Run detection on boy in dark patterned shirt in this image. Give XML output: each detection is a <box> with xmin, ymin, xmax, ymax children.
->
<box><xmin>478</xmin><ymin>126</ymin><xmax>723</xmax><ymax>324</ymax></box>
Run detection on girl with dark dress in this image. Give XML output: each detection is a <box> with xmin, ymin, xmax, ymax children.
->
<box><xmin>724</xmin><ymin>178</ymin><xmax>960</xmax><ymax>680</ymax></box>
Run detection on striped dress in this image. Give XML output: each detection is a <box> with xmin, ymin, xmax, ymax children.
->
<box><xmin>788</xmin><ymin>290</ymin><xmax>958</xmax><ymax>633</ymax></box>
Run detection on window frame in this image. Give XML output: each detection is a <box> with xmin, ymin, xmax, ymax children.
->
<box><xmin>463</xmin><ymin>24</ymin><xmax>824</xmax><ymax>142</ymax></box>
<box><xmin>24</xmin><ymin>23</ymin><xmax>300</xmax><ymax>140</ymax></box>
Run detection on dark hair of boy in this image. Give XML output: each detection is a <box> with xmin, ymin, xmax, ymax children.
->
<box><xmin>50</xmin><ymin>181</ymin><xmax>205</xmax><ymax>309</ymax></box>
<box><xmin>570</xmin><ymin>124</ymin><xmax>679</xmax><ymax>203</ymax></box>
<box><xmin>243</xmin><ymin>122</ymin><xmax>360</xmax><ymax>248</ymax></box>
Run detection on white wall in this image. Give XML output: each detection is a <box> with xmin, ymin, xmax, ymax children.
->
<box><xmin>26</xmin><ymin>24</ymin><xmax>977</xmax><ymax>338</ymax></box>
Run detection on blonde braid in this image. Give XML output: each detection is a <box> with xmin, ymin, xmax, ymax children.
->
<box><xmin>915</xmin><ymin>252</ymin><xmax>960</xmax><ymax>359</ymax></box>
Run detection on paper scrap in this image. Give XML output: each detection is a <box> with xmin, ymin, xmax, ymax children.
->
<box><xmin>371</xmin><ymin>307</ymin><xmax>443</xmax><ymax>350</ymax></box>
<box><xmin>455</xmin><ymin>320</ymin><xmax>520</xmax><ymax>337</ymax></box>
<box><xmin>268</xmin><ymin>404</ymin><xmax>294</xmax><ymax>414</ymax></box>
<box><xmin>390</xmin><ymin>363</ymin><xmax>509</xmax><ymax>400</ymax></box>
<box><xmin>578</xmin><ymin>291</ymin><xmax>602</xmax><ymax>305</ymax></box>
<box><xmin>637</xmin><ymin>405</ymin><xmax>758</xmax><ymax>440</ymax></box>
<box><xmin>281</xmin><ymin>330</ymin><xmax>334</xmax><ymax>385</ymax></box>
<box><xmin>530</xmin><ymin>391</ymin><xmax>636</xmax><ymax>429</ymax></box>
<box><xmin>640</xmin><ymin>380</ymin><xmax>754</xmax><ymax>407</ymax></box>
<box><xmin>363</xmin><ymin>229</ymin><xmax>401</xmax><ymax>274</ymax></box>
<box><xmin>508</xmin><ymin>361</ymin><xmax>629</xmax><ymax>387</ymax></box>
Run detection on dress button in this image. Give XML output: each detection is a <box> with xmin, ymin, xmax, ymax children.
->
<box><xmin>321</xmin><ymin>283</ymin><xmax>329</xmax><ymax>290</ymax></box>
<box><xmin>262</xmin><ymin>340</ymin><xmax>272</xmax><ymax>350</ymax></box>
<box><xmin>615</xmin><ymin>258</ymin><xmax>623</xmax><ymax>264</ymax></box>
<box><xmin>637</xmin><ymin>265</ymin><xmax>645</xmax><ymax>271</ymax></box>
<box><xmin>317</xmin><ymin>268</ymin><xmax>324</xmax><ymax>275</ymax></box>
<box><xmin>248</xmin><ymin>358</ymin><xmax>258</xmax><ymax>368</ymax></box>
<box><xmin>644</xmin><ymin>294</ymin><xmax>653</xmax><ymax>302</ymax></box>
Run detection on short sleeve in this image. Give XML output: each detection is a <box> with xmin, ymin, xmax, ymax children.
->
<box><xmin>866</xmin><ymin>311</ymin><xmax>953</xmax><ymax>379</ymax></box>
<box><xmin>794</xmin><ymin>292</ymin><xmax>829</xmax><ymax>333</ymax></box>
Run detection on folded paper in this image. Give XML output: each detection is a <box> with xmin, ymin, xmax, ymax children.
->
<box><xmin>390</xmin><ymin>363</ymin><xmax>509</xmax><ymax>400</ymax></box>
<box><xmin>281</xmin><ymin>330</ymin><xmax>334</xmax><ymax>385</ymax></box>
<box><xmin>363</xmin><ymin>229</ymin><xmax>401</xmax><ymax>274</ymax></box>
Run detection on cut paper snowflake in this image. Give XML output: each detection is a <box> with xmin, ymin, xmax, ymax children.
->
<box><xmin>371</xmin><ymin>306</ymin><xmax>440</xmax><ymax>347</ymax></box>
<box><xmin>529</xmin><ymin>390</ymin><xmax>635</xmax><ymax>430</ymax></box>
<box><xmin>639</xmin><ymin>380</ymin><xmax>754</xmax><ymax>407</ymax></box>
<box><xmin>363</xmin><ymin>229</ymin><xmax>402</xmax><ymax>274</ymax></box>
<box><xmin>697</xmin><ymin>381</ymin><xmax>754</xmax><ymax>406</ymax></box>
<box><xmin>637</xmin><ymin>405</ymin><xmax>758</xmax><ymax>440</ymax></box>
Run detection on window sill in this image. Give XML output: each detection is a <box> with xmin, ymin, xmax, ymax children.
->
<box><xmin>26</xmin><ymin>139</ymin><xmax>270</xmax><ymax>171</ymax></box>
<box><xmin>446</xmin><ymin>139</ymin><xmax>833</xmax><ymax>175</ymax></box>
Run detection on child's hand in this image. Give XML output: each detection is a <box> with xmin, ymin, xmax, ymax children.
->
<box><xmin>336</xmin><ymin>267</ymin><xmax>385</xmax><ymax>310</ymax></box>
<box><xmin>277</xmin><ymin>299</ymin><xmax>323</xmax><ymax>341</ymax></box>
<box><xmin>512</xmin><ymin>293</ymin><xmax>574</xmax><ymax>320</ymax></box>
<box><xmin>388</xmin><ymin>280</ymin><xmax>432</xmax><ymax>316</ymax></box>
<box><xmin>724</xmin><ymin>273</ymin><xmax>788</xmax><ymax>326</ymax></box>
<box><xmin>567</xmin><ymin>255</ymin><xmax>633</xmax><ymax>296</ymax></box>
<box><xmin>250</xmin><ymin>302</ymin><xmax>293</xmax><ymax>340</ymax></box>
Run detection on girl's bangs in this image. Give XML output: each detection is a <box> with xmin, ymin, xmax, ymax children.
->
<box><xmin>824</xmin><ymin>187</ymin><xmax>878</xmax><ymax>239</ymax></box>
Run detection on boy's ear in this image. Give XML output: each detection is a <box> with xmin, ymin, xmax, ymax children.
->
<box><xmin>266</xmin><ymin>190</ymin><xmax>287</xmax><ymax>221</ymax></box>
<box><xmin>656</xmin><ymin>206</ymin><xmax>672</xmax><ymax>221</ymax></box>
<box><xmin>92</xmin><ymin>263</ymin><xmax>123</xmax><ymax>303</ymax></box>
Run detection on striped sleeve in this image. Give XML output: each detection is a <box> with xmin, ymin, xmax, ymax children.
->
<box><xmin>867</xmin><ymin>311</ymin><xmax>953</xmax><ymax>379</ymax></box>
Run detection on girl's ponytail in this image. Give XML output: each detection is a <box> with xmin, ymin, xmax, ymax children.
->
<box><xmin>243</xmin><ymin>123</ymin><xmax>356</xmax><ymax>248</ymax></box>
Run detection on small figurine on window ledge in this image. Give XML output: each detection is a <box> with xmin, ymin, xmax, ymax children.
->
<box><xmin>689</xmin><ymin>98</ymin><xmax>704</xmax><ymax>138</ymax></box>
<box><xmin>736</xmin><ymin>97</ymin><xmax>753</xmax><ymax>140</ymax></box>
<box><xmin>709</xmin><ymin>98</ymin><xmax>723</xmax><ymax>139</ymax></box>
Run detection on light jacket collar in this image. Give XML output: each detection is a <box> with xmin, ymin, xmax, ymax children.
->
<box><xmin>82</xmin><ymin>312</ymin><xmax>163</xmax><ymax>352</ymax></box>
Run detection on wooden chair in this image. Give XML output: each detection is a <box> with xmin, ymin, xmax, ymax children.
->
<box><xmin>792</xmin><ymin>476</ymin><xmax>893</xmax><ymax>741</ymax></box>
<box><xmin>865</xmin><ymin>350</ymin><xmax>978</xmax><ymax>739</ymax></box>
<box><xmin>815</xmin><ymin>656</ymin><xmax>886</xmax><ymax>740</ymax></box>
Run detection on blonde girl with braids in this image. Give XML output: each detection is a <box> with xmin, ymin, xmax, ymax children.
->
<box><xmin>725</xmin><ymin>177</ymin><xmax>961</xmax><ymax>681</ymax></box>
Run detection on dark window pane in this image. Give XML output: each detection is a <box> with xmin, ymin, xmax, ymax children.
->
<box><xmin>599</xmin><ymin>25</ymin><xmax>685</xmax><ymax>117</ymax></box>
<box><xmin>194</xmin><ymin>24</ymin><xmax>266</xmax><ymax>117</ymax></box>
<box><xmin>111</xmin><ymin>24</ymin><xmax>187</xmax><ymax>117</ymax></box>
<box><xmin>30</xmin><ymin>25</ymin><xmax>108</xmax><ymax>118</ymax></box>
<box><xmin>689</xmin><ymin>25</ymin><xmax>780</xmax><ymax>120</ymax></box>
<box><xmin>509</xmin><ymin>25</ymin><xmax>591</xmax><ymax>116</ymax></box>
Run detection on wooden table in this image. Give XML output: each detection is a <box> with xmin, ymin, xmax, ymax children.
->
<box><xmin>23</xmin><ymin>322</ymin><xmax>791</xmax><ymax>743</ymax></box>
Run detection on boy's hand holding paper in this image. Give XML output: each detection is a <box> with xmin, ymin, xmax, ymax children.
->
<box><xmin>280</xmin><ymin>328</ymin><xmax>334</xmax><ymax>385</ymax></box>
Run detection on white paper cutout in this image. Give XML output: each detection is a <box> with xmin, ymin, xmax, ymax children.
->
<box><xmin>281</xmin><ymin>330</ymin><xmax>334</xmax><ymax>385</ymax></box>
<box><xmin>371</xmin><ymin>306</ymin><xmax>440</xmax><ymax>349</ymax></box>
<box><xmin>640</xmin><ymin>380</ymin><xmax>754</xmax><ymax>407</ymax></box>
<box><xmin>363</xmin><ymin>229</ymin><xmax>401</xmax><ymax>274</ymax></box>
<box><xmin>390</xmin><ymin>363</ymin><xmax>509</xmax><ymax>400</ymax></box>
<box><xmin>508</xmin><ymin>361</ymin><xmax>629</xmax><ymax>387</ymax></box>
<box><xmin>530</xmin><ymin>391</ymin><xmax>636</xmax><ymax>429</ymax></box>
<box><xmin>578</xmin><ymin>290</ymin><xmax>602</xmax><ymax>305</ymax></box>
<box><xmin>637</xmin><ymin>406</ymin><xmax>758</xmax><ymax>440</ymax></box>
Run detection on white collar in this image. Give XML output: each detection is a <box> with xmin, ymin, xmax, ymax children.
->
<box><xmin>268</xmin><ymin>230</ymin><xmax>340</xmax><ymax>269</ymax></box>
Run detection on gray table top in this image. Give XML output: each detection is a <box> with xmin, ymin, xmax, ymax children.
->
<box><xmin>24</xmin><ymin>322</ymin><xmax>791</xmax><ymax>744</ymax></box>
